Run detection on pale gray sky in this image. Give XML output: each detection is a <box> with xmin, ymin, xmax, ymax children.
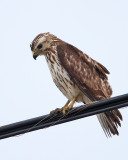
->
<box><xmin>0</xmin><ymin>0</ymin><xmax>128</xmax><ymax>159</ymax></box>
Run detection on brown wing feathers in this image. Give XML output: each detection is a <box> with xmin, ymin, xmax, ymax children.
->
<box><xmin>57</xmin><ymin>42</ymin><xmax>111</xmax><ymax>100</ymax></box>
<box><xmin>57</xmin><ymin>42</ymin><xmax>122</xmax><ymax>136</ymax></box>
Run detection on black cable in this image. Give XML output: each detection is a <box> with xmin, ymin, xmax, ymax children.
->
<box><xmin>0</xmin><ymin>93</ymin><xmax>128</xmax><ymax>140</ymax></box>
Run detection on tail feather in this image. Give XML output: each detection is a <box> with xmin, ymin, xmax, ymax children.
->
<box><xmin>97</xmin><ymin>109</ymin><xmax>122</xmax><ymax>137</ymax></box>
<box><xmin>97</xmin><ymin>113</ymin><xmax>111</xmax><ymax>137</ymax></box>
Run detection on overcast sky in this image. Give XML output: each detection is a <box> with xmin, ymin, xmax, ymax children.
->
<box><xmin>0</xmin><ymin>0</ymin><xmax>128</xmax><ymax>159</ymax></box>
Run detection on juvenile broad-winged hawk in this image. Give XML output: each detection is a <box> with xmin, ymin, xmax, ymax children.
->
<box><xmin>30</xmin><ymin>32</ymin><xmax>122</xmax><ymax>136</ymax></box>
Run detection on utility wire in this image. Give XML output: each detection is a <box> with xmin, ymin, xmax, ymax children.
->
<box><xmin>0</xmin><ymin>93</ymin><xmax>128</xmax><ymax>140</ymax></box>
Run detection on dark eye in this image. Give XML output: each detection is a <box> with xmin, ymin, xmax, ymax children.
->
<box><xmin>37</xmin><ymin>44</ymin><xmax>43</xmax><ymax>49</ymax></box>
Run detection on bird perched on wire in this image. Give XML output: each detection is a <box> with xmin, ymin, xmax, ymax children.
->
<box><xmin>30</xmin><ymin>32</ymin><xmax>122</xmax><ymax>137</ymax></box>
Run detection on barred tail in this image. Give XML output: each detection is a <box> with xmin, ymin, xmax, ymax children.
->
<box><xmin>97</xmin><ymin>110</ymin><xmax>123</xmax><ymax>137</ymax></box>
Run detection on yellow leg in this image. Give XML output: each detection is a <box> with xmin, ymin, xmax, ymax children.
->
<box><xmin>50</xmin><ymin>100</ymin><xmax>70</xmax><ymax>115</ymax></box>
<box><xmin>62</xmin><ymin>96</ymin><xmax>78</xmax><ymax>114</ymax></box>
<box><xmin>63</xmin><ymin>100</ymin><xmax>70</xmax><ymax>108</ymax></box>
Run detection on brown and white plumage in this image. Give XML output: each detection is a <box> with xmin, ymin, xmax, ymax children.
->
<box><xmin>30</xmin><ymin>32</ymin><xmax>122</xmax><ymax>137</ymax></box>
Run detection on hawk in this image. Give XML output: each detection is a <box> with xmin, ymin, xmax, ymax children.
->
<box><xmin>30</xmin><ymin>32</ymin><xmax>122</xmax><ymax>136</ymax></box>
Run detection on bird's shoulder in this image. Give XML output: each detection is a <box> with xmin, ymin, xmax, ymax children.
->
<box><xmin>56</xmin><ymin>41</ymin><xmax>110</xmax><ymax>80</ymax></box>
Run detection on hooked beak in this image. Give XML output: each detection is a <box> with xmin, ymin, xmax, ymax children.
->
<box><xmin>33</xmin><ymin>52</ymin><xmax>39</xmax><ymax>60</ymax></box>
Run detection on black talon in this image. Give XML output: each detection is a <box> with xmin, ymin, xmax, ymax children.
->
<box><xmin>68</xmin><ymin>108</ymin><xmax>72</xmax><ymax>111</ymax></box>
<box><xmin>65</xmin><ymin>109</ymin><xmax>69</xmax><ymax>113</ymax></box>
<box><xmin>55</xmin><ymin>108</ymin><xmax>61</xmax><ymax>114</ymax></box>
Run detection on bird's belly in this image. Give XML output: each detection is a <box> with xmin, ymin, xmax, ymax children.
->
<box><xmin>45</xmin><ymin>54</ymin><xmax>80</xmax><ymax>101</ymax></box>
<box><xmin>53</xmin><ymin>72</ymin><xmax>80</xmax><ymax>101</ymax></box>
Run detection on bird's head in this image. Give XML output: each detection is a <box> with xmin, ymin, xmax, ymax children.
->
<box><xmin>30</xmin><ymin>32</ymin><xmax>54</xmax><ymax>60</ymax></box>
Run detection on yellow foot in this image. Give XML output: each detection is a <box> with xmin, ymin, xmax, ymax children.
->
<box><xmin>50</xmin><ymin>96</ymin><xmax>78</xmax><ymax>115</ymax></box>
<box><xmin>50</xmin><ymin>108</ymin><xmax>61</xmax><ymax>115</ymax></box>
<box><xmin>62</xmin><ymin>96</ymin><xmax>78</xmax><ymax>114</ymax></box>
<box><xmin>50</xmin><ymin>100</ymin><xmax>70</xmax><ymax>115</ymax></box>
